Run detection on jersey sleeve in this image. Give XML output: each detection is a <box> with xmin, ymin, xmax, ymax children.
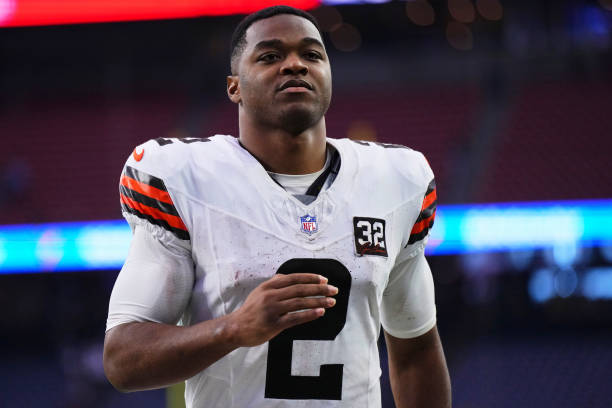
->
<box><xmin>107</xmin><ymin>141</ymin><xmax>194</xmax><ymax>331</ymax></box>
<box><xmin>119</xmin><ymin>147</ymin><xmax>190</xmax><ymax>241</ymax></box>
<box><xmin>380</xmin><ymin>151</ymin><xmax>437</xmax><ymax>338</ymax></box>
<box><xmin>397</xmin><ymin>153</ymin><xmax>437</xmax><ymax>263</ymax></box>
<box><xmin>380</xmin><ymin>251</ymin><xmax>436</xmax><ymax>338</ymax></box>
<box><xmin>106</xmin><ymin>224</ymin><xmax>194</xmax><ymax>331</ymax></box>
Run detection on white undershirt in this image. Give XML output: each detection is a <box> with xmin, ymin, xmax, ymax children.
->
<box><xmin>267</xmin><ymin>149</ymin><xmax>331</xmax><ymax>196</ymax></box>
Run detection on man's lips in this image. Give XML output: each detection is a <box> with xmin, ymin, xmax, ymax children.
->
<box><xmin>278</xmin><ymin>79</ymin><xmax>313</xmax><ymax>92</ymax></box>
<box><xmin>281</xmin><ymin>86</ymin><xmax>311</xmax><ymax>93</ymax></box>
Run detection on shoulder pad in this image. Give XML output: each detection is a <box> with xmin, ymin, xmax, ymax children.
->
<box><xmin>123</xmin><ymin>137</ymin><xmax>212</xmax><ymax>180</ymax></box>
<box><xmin>118</xmin><ymin>137</ymin><xmax>211</xmax><ymax>241</ymax></box>
<box><xmin>346</xmin><ymin>139</ymin><xmax>434</xmax><ymax>192</ymax></box>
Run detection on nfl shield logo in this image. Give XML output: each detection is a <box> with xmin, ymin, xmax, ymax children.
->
<box><xmin>300</xmin><ymin>214</ymin><xmax>318</xmax><ymax>235</ymax></box>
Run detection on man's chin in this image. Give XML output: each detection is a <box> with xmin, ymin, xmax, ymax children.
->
<box><xmin>277</xmin><ymin>106</ymin><xmax>322</xmax><ymax>135</ymax></box>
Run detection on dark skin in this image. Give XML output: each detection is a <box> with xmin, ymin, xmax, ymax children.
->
<box><xmin>104</xmin><ymin>273</ymin><xmax>337</xmax><ymax>391</ymax></box>
<box><xmin>386</xmin><ymin>328</ymin><xmax>451</xmax><ymax>408</ymax></box>
<box><xmin>104</xmin><ymin>13</ymin><xmax>451</xmax><ymax>407</ymax></box>
<box><xmin>227</xmin><ymin>14</ymin><xmax>331</xmax><ymax>174</ymax></box>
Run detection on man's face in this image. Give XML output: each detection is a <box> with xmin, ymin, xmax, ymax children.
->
<box><xmin>229</xmin><ymin>14</ymin><xmax>332</xmax><ymax>135</ymax></box>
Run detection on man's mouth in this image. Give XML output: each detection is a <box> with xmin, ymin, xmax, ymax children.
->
<box><xmin>278</xmin><ymin>79</ymin><xmax>313</xmax><ymax>93</ymax></box>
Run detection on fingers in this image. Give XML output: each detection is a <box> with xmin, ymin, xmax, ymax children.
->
<box><xmin>238</xmin><ymin>273</ymin><xmax>339</xmax><ymax>341</ymax></box>
<box><xmin>278</xmin><ymin>307</ymin><xmax>326</xmax><ymax>330</ymax></box>
<box><xmin>274</xmin><ymin>282</ymin><xmax>338</xmax><ymax>301</ymax></box>
<box><xmin>278</xmin><ymin>296</ymin><xmax>336</xmax><ymax>315</ymax></box>
<box><xmin>266</xmin><ymin>273</ymin><xmax>328</xmax><ymax>289</ymax></box>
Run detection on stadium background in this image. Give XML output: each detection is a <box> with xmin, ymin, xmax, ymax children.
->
<box><xmin>1</xmin><ymin>0</ymin><xmax>612</xmax><ymax>406</ymax></box>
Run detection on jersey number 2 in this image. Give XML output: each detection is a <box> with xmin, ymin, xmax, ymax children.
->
<box><xmin>264</xmin><ymin>258</ymin><xmax>352</xmax><ymax>400</ymax></box>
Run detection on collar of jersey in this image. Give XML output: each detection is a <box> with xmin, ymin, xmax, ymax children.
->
<box><xmin>228</xmin><ymin>136</ymin><xmax>353</xmax><ymax>211</ymax></box>
<box><xmin>267</xmin><ymin>148</ymin><xmax>340</xmax><ymax>201</ymax></box>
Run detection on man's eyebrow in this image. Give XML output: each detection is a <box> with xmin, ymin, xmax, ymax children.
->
<box><xmin>301</xmin><ymin>37</ymin><xmax>325</xmax><ymax>49</ymax></box>
<box><xmin>253</xmin><ymin>39</ymin><xmax>284</xmax><ymax>51</ymax></box>
<box><xmin>253</xmin><ymin>37</ymin><xmax>325</xmax><ymax>52</ymax></box>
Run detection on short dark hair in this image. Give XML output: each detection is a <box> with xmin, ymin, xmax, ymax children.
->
<box><xmin>230</xmin><ymin>5</ymin><xmax>322</xmax><ymax>74</ymax></box>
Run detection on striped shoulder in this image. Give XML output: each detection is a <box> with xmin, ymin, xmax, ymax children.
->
<box><xmin>120</xmin><ymin>165</ymin><xmax>190</xmax><ymax>240</ymax></box>
<box><xmin>408</xmin><ymin>178</ymin><xmax>436</xmax><ymax>245</ymax></box>
<box><xmin>117</xmin><ymin>137</ymin><xmax>207</xmax><ymax>241</ymax></box>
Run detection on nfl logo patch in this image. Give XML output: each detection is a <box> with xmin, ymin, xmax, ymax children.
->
<box><xmin>300</xmin><ymin>214</ymin><xmax>318</xmax><ymax>235</ymax></box>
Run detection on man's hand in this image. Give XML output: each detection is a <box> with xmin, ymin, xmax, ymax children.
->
<box><xmin>104</xmin><ymin>272</ymin><xmax>337</xmax><ymax>392</ymax></box>
<box><xmin>229</xmin><ymin>273</ymin><xmax>338</xmax><ymax>347</ymax></box>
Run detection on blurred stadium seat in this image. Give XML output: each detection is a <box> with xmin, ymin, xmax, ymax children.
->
<box><xmin>477</xmin><ymin>79</ymin><xmax>612</xmax><ymax>202</ymax></box>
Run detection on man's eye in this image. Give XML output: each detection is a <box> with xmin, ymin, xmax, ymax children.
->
<box><xmin>305</xmin><ymin>51</ymin><xmax>322</xmax><ymax>60</ymax></box>
<box><xmin>259</xmin><ymin>53</ymin><xmax>280</xmax><ymax>62</ymax></box>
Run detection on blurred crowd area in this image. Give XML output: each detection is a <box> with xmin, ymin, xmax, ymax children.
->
<box><xmin>1</xmin><ymin>1</ymin><xmax>612</xmax><ymax>407</ymax></box>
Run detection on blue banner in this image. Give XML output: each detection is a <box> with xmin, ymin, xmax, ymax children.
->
<box><xmin>1</xmin><ymin>199</ymin><xmax>611</xmax><ymax>273</ymax></box>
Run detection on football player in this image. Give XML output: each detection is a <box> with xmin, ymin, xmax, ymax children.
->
<box><xmin>103</xmin><ymin>5</ymin><xmax>451</xmax><ymax>408</ymax></box>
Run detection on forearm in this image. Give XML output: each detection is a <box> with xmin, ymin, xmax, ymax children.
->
<box><xmin>386</xmin><ymin>328</ymin><xmax>451</xmax><ymax>408</ymax></box>
<box><xmin>103</xmin><ymin>272</ymin><xmax>335</xmax><ymax>393</ymax></box>
<box><xmin>103</xmin><ymin>315</ymin><xmax>240</xmax><ymax>392</ymax></box>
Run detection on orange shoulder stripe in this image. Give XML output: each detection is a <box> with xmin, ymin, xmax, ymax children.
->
<box><xmin>410</xmin><ymin>211</ymin><xmax>436</xmax><ymax>235</ymax></box>
<box><xmin>120</xmin><ymin>193</ymin><xmax>187</xmax><ymax>231</ymax></box>
<box><xmin>422</xmin><ymin>188</ymin><xmax>437</xmax><ymax>211</ymax></box>
<box><xmin>121</xmin><ymin>175</ymin><xmax>174</xmax><ymax>205</ymax></box>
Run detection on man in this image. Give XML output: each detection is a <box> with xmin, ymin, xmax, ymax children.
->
<box><xmin>103</xmin><ymin>5</ymin><xmax>451</xmax><ymax>408</ymax></box>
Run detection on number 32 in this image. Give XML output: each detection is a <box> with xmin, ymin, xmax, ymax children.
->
<box><xmin>265</xmin><ymin>258</ymin><xmax>352</xmax><ymax>400</ymax></box>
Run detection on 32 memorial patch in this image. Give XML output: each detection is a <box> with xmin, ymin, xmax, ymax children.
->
<box><xmin>353</xmin><ymin>217</ymin><xmax>388</xmax><ymax>257</ymax></box>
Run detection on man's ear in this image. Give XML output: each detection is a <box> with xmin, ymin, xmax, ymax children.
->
<box><xmin>227</xmin><ymin>76</ymin><xmax>241</xmax><ymax>104</ymax></box>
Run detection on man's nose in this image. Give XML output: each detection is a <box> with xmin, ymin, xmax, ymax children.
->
<box><xmin>280</xmin><ymin>54</ymin><xmax>308</xmax><ymax>76</ymax></box>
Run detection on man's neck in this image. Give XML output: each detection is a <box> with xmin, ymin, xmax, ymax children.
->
<box><xmin>238</xmin><ymin>115</ymin><xmax>327</xmax><ymax>175</ymax></box>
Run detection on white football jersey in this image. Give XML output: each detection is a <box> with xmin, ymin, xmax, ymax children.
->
<box><xmin>107</xmin><ymin>134</ymin><xmax>437</xmax><ymax>408</ymax></box>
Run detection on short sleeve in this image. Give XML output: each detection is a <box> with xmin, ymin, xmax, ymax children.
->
<box><xmin>119</xmin><ymin>163</ymin><xmax>190</xmax><ymax>242</ymax></box>
<box><xmin>380</xmin><ymin>251</ymin><xmax>436</xmax><ymax>339</ymax></box>
<box><xmin>107</xmin><ymin>147</ymin><xmax>194</xmax><ymax>332</ymax></box>
<box><xmin>397</xmin><ymin>167</ymin><xmax>436</xmax><ymax>263</ymax></box>
<box><xmin>106</xmin><ymin>224</ymin><xmax>194</xmax><ymax>332</ymax></box>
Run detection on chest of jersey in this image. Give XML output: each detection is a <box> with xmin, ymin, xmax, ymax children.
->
<box><xmin>184</xmin><ymin>192</ymin><xmax>400</xmax><ymax>405</ymax></box>
<box><xmin>187</xmin><ymin>190</ymin><xmax>403</xmax><ymax>318</ymax></box>
<box><xmin>162</xmin><ymin>136</ymin><xmax>427</xmax><ymax>406</ymax></box>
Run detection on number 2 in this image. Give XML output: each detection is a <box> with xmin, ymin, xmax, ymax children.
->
<box><xmin>264</xmin><ymin>259</ymin><xmax>352</xmax><ymax>400</ymax></box>
<box><xmin>372</xmin><ymin>222</ymin><xmax>385</xmax><ymax>248</ymax></box>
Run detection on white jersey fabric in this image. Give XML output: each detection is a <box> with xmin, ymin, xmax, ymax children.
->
<box><xmin>107</xmin><ymin>134</ymin><xmax>438</xmax><ymax>408</ymax></box>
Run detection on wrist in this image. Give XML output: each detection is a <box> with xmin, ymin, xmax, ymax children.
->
<box><xmin>218</xmin><ymin>313</ymin><xmax>244</xmax><ymax>349</ymax></box>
